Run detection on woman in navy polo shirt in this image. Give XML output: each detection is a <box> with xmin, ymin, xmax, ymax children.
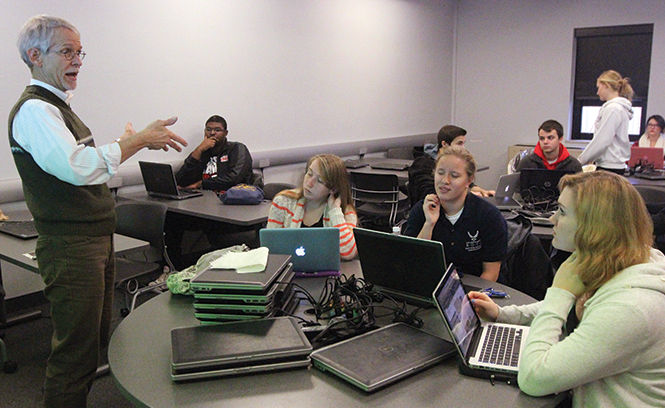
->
<box><xmin>403</xmin><ymin>146</ymin><xmax>507</xmax><ymax>281</ymax></box>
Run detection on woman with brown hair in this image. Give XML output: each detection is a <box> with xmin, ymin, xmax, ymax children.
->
<box><xmin>267</xmin><ymin>154</ymin><xmax>357</xmax><ymax>260</ymax></box>
<box><xmin>469</xmin><ymin>171</ymin><xmax>665</xmax><ymax>407</ymax></box>
<box><xmin>578</xmin><ymin>70</ymin><xmax>635</xmax><ymax>173</ymax></box>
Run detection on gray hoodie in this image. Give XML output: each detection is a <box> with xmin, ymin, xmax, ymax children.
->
<box><xmin>578</xmin><ymin>96</ymin><xmax>634</xmax><ymax>169</ymax></box>
<box><xmin>498</xmin><ymin>248</ymin><xmax>665</xmax><ymax>407</ymax></box>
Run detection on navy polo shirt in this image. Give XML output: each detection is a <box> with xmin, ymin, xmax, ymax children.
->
<box><xmin>404</xmin><ymin>193</ymin><xmax>507</xmax><ymax>277</ymax></box>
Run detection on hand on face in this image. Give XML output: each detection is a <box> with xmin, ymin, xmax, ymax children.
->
<box><xmin>141</xmin><ymin>117</ymin><xmax>187</xmax><ymax>152</ymax></box>
<box><xmin>467</xmin><ymin>291</ymin><xmax>499</xmax><ymax>321</ymax></box>
<box><xmin>422</xmin><ymin>194</ymin><xmax>440</xmax><ymax>225</ymax></box>
<box><xmin>552</xmin><ymin>252</ymin><xmax>587</xmax><ymax>298</ymax></box>
<box><xmin>327</xmin><ymin>190</ymin><xmax>341</xmax><ymax>209</ymax></box>
<box><xmin>196</xmin><ymin>137</ymin><xmax>218</xmax><ymax>153</ymax></box>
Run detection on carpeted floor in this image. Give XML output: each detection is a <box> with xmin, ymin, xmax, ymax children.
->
<box><xmin>0</xmin><ymin>290</ymin><xmax>152</xmax><ymax>408</ymax></box>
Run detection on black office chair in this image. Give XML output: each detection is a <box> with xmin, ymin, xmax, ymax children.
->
<box><xmin>0</xmin><ymin>284</ymin><xmax>18</xmax><ymax>373</ymax></box>
<box><xmin>263</xmin><ymin>182</ymin><xmax>296</xmax><ymax>201</ymax></box>
<box><xmin>634</xmin><ymin>185</ymin><xmax>665</xmax><ymax>214</ymax></box>
<box><xmin>349</xmin><ymin>172</ymin><xmax>410</xmax><ymax>230</ymax></box>
<box><xmin>114</xmin><ymin>201</ymin><xmax>174</xmax><ymax>316</ymax></box>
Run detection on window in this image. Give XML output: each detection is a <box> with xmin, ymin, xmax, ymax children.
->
<box><xmin>570</xmin><ymin>24</ymin><xmax>653</xmax><ymax>142</ymax></box>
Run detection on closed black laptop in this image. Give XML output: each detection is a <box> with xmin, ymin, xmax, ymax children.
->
<box><xmin>170</xmin><ymin>317</ymin><xmax>311</xmax><ymax>381</ymax></box>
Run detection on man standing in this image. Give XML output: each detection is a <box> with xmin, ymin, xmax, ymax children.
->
<box><xmin>9</xmin><ymin>15</ymin><xmax>186</xmax><ymax>407</ymax></box>
<box><xmin>515</xmin><ymin>120</ymin><xmax>582</xmax><ymax>172</ymax></box>
<box><xmin>175</xmin><ymin>115</ymin><xmax>255</xmax><ymax>191</ymax></box>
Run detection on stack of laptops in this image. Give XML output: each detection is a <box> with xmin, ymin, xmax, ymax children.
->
<box><xmin>259</xmin><ymin>228</ymin><xmax>341</xmax><ymax>277</ymax></box>
<box><xmin>170</xmin><ymin>317</ymin><xmax>312</xmax><ymax>381</ymax></box>
<box><xmin>138</xmin><ymin>161</ymin><xmax>203</xmax><ymax>200</ymax></box>
<box><xmin>189</xmin><ymin>254</ymin><xmax>297</xmax><ymax>324</ymax></box>
<box><xmin>353</xmin><ymin>228</ymin><xmax>447</xmax><ymax>306</ymax></box>
<box><xmin>310</xmin><ymin>323</ymin><xmax>455</xmax><ymax>392</ymax></box>
<box><xmin>432</xmin><ymin>264</ymin><xmax>529</xmax><ymax>382</ymax></box>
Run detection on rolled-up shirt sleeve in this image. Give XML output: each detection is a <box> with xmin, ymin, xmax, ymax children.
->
<box><xmin>12</xmin><ymin>99</ymin><xmax>121</xmax><ymax>186</ymax></box>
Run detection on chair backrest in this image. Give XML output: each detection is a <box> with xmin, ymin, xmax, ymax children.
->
<box><xmin>263</xmin><ymin>182</ymin><xmax>296</xmax><ymax>201</ymax></box>
<box><xmin>634</xmin><ymin>185</ymin><xmax>665</xmax><ymax>214</ymax></box>
<box><xmin>114</xmin><ymin>201</ymin><xmax>173</xmax><ymax>269</ymax></box>
<box><xmin>349</xmin><ymin>172</ymin><xmax>400</xmax><ymax>204</ymax></box>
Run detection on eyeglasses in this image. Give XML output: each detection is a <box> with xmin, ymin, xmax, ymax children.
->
<box><xmin>52</xmin><ymin>48</ymin><xmax>86</xmax><ymax>61</ymax></box>
<box><xmin>647</xmin><ymin>123</ymin><xmax>661</xmax><ymax>128</ymax></box>
<box><xmin>205</xmin><ymin>127</ymin><xmax>225</xmax><ymax>133</ymax></box>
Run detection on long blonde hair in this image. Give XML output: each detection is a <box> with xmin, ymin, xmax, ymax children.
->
<box><xmin>597</xmin><ymin>70</ymin><xmax>634</xmax><ymax>101</ymax></box>
<box><xmin>560</xmin><ymin>171</ymin><xmax>651</xmax><ymax>292</ymax></box>
<box><xmin>278</xmin><ymin>154</ymin><xmax>354</xmax><ymax>209</ymax></box>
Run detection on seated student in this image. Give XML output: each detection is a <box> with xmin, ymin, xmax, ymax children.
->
<box><xmin>469</xmin><ymin>171</ymin><xmax>665</xmax><ymax>407</ymax></box>
<box><xmin>408</xmin><ymin>125</ymin><xmax>494</xmax><ymax>205</ymax></box>
<box><xmin>267</xmin><ymin>154</ymin><xmax>357</xmax><ymax>260</ymax></box>
<box><xmin>403</xmin><ymin>146</ymin><xmax>507</xmax><ymax>281</ymax></box>
<box><xmin>176</xmin><ymin>115</ymin><xmax>255</xmax><ymax>190</ymax></box>
<box><xmin>516</xmin><ymin>120</ymin><xmax>582</xmax><ymax>173</ymax></box>
<box><xmin>637</xmin><ymin>114</ymin><xmax>665</xmax><ymax>148</ymax></box>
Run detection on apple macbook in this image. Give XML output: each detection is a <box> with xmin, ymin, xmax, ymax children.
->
<box><xmin>138</xmin><ymin>161</ymin><xmax>203</xmax><ymax>200</ymax></box>
<box><xmin>483</xmin><ymin>172</ymin><xmax>522</xmax><ymax>210</ymax></box>
<box><xmin>259</xmin><ymin>227</ymin><xmax>340</xmax><ymax>276</ymax></box>
<box><xmin>432</xmin><ymin>263</ymin><xmax>529</xmax><ymax>379</ymax></box>
<box><xmin>519</xmin><ymin>169</ymin><xmax>573</xmax><ymax>211</ymax></box>
<box><xmin>353</xmin><ymin>227</ymin><xmax>446</xmax><ymax>306</ymax></box>
<box><xmin>310</xmin><ymin>323</ymin><xmax>455</xmax><ymax>392</ymax></box>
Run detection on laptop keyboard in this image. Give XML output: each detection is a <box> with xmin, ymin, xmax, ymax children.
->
<box><xmin>480</xmin><ymin>325</ymin><xmax>522</xmax><ymax>367</ymax></box>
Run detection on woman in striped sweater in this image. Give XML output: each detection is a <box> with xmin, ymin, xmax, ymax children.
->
<box><xmin>267</xmin><ymin>154</ymin><xmax>357</xmax><ymax>260</ymax></box>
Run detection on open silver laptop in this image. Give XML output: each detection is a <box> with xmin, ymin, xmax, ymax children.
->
<box><xmin>432</xmin><ymin>264</ymin><xmax>529</xmax><ymax>377</ymax></box>
<box><xmin>138</xmin><ymin>161</ymin><xmax>202</xmax><ymax>200</ymax></box>
<box><xmin>483</xmin><ymin>172</ymin><xmax>521</xmax><ymax>210</ymax></box>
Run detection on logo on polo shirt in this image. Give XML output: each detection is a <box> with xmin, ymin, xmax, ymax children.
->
<box><xmin>465</xmin><ymin>230</ymin><xmax>481</xmax><ymax>252</ymax></box>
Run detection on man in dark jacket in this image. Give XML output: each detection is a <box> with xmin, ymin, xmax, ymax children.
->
<box><xmin>515</xmin><ymin>120</ymin><xmax>582</xmax><ymax>173</ymax></box>
<box><xmin>176</xmin><ymin>115</ymin><xmax>254</xmax><ymax>191</ymax></box>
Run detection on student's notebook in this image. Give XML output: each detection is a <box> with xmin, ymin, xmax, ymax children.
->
<box><xmin>139</xmin><ymin>161</ymin><xmax>202</xmax><ymax>200</ymax></box>
<box><xmin>310</xmin><ymin>323</ymin><xmax>455</xmax><ymax>392</ymax></box>
<box><xmin>259</xmin><ymin>227</ymin><xmax>340</xmax><ymax>276</ymax></box>
<box><xmin>353</xmin><ymin>227</ymin><xmax>446</xmax><ymax>306</ymax></box>
<box><xmin>432</xmin><ymin>264</ymin><xmax>529</xmax><ymax>380</ymax></box>
<box><xmin>170</xmin><ymin>317</ymin><xmax>311</xmax><ymax>381</ymax></box>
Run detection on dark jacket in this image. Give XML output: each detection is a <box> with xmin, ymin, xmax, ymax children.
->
<box><xmin>175</xmin><ymin>141</ymin><xmax>254</xmax><ymax>191</ymax></box>
<box><xmin>498</xmin><ymin>213</ymin><xmax>554</xmax><ymax>300</ymax></box>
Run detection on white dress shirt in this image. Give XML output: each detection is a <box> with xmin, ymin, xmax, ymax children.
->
<box><xmin>12</xmin><ymin>79</ymin><xmax>121</xmax><ymax>186</ymax></box>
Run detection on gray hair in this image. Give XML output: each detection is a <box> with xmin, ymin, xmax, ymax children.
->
<box><xmin>17</xmin><ymin>15</ymin><xmax>78</xmax><ymax>69</ymax></box>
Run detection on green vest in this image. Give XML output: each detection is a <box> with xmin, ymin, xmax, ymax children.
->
<box><xmin>8</xmin><ymin>85</ymin><xmax>116</xmax><ymax>236</ymax></box>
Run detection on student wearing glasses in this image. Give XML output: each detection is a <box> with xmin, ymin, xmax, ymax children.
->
<box><xmin>637</xmin><ymin>114</ymin><xmax>665</xmax><ymax>149</ymax></box>
<box><xmin>404</xmin><ymin>146</ymin><xmax>507</xmax><ymax>281</ymax></box>
<box><xmin>267</xmin><ymin>154</ymin><xmax>357</xmax><ymax>260</ymax></box>
<box><xmin>10</xmin><ymin>15</ymin><xmax>186</xmax><ymax>406</ymax></box>
<box><xmin>176</xmin><ymin>115</ymin><xmax>255</xmax><ymax>191</ymax></box>
<box><xmin>469</xmin><ymin>171</ymin><xmax>665</xmax><ymax>407</ymax></box>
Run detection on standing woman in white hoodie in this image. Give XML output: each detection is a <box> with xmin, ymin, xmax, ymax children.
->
<box><xmin>578</xmin><ymin>70</ymin><xmax>634</xmax><ymax>173</ymax></box>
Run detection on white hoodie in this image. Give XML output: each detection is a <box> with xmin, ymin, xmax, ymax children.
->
<box><xmin>497</xmin><ymin>249</ymin><xmax>665</xmax><ymax>407</ymax></box>
<box><xmin>578</xmin><ymin>96</ymin><xmax>633</xmax><ymax>169</ymax></box>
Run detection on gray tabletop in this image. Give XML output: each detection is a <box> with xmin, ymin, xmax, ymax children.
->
<box><xmin>108</xmin><ymin>260</ymin><xmax>561</xmax><ymax>408</ymax></box>
<box><xmin>119</xmin><ymin>190</ymin><xmax>270</xmax><ymax>226</ymax></box>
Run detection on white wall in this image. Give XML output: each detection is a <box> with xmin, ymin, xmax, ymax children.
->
<box><xmin>454</xmin><ymin>0</ymin><xmax>665</xmax><ymax>188</ymax></box>
<box><xmin>0</xmin><ymin>0</ymin><xmax>455</xmax><ymax>184</ymax></box>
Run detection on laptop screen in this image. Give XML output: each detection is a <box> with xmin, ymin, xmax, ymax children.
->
<box><xmin>353</xmin><ymin>228</ymin><xmax>446</xmax><ymax>304</ymax></box>
<box><xmin>433</xmin><ymin>265</ymin><xmax>480</xmax><ymax>359</ymax></box>
<box><xmin>519</xmin><ymin>169</ymin><xmax>573</xmax><ymax>209</ymax></box>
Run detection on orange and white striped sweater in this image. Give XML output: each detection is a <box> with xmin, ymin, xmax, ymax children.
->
<box><xmin>267</xmin><ymin>194</ymin><xmax>357</xmax><ymax>260</ymax></box>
